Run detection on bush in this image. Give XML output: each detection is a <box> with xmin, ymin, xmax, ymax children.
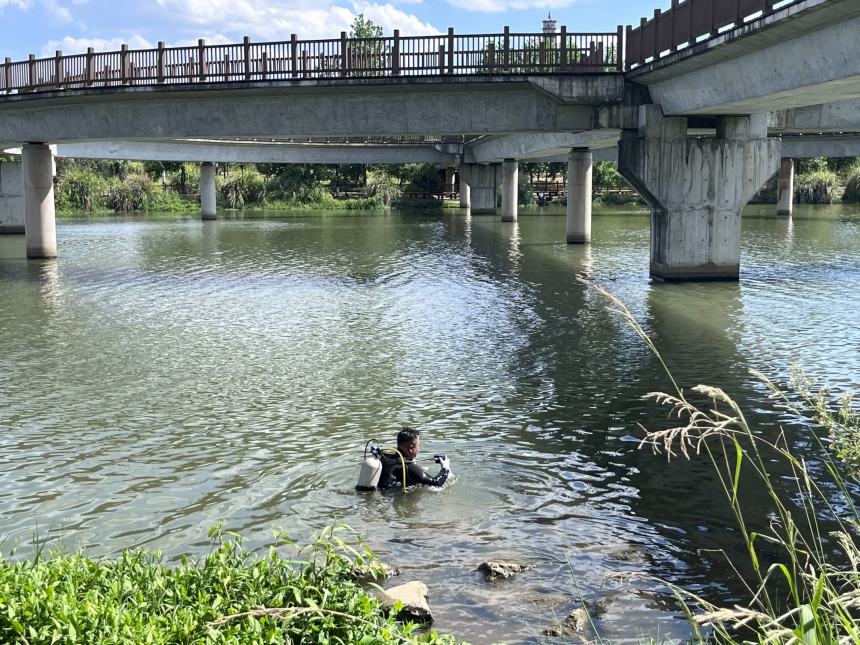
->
<box><xmin>106</xmin><ymin>174</ymin><xmax>155</xmax><ymax>212</ymax></box>
<box><xmin>147</xmin><ymin>189</ymin><xmax>196</xmax><ymax>212</ymax></box>
<box><xmin>220</xmin><ymin>170</ymin><xmax>266</xmax><ymax>209</ymax></box>
<box><xmin>842</xmin><ymin>174</ymin><xmax>860</xmax><ymax>203</ymax></box>
<box><xmin>795</xmin><ymin>170</ymin><xmax>838</xmax><ymax>204</ymax></box>
<box><xmin>364</xmin><ymin>171</ymin><xmax>399</xmax><ymax>206</ymax></box>
<box><xmin>0</xmin><ymin>524</ymin><xmax>458</xmax><ymax>644</ymax></box>
<box><xmin>55</xmin><ymin>167</ymin><xmax>106</xmax><ymax>212</ymax></box>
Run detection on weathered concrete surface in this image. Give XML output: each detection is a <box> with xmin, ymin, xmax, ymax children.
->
<box><xmin>459</xmin><ymin>180</ymin><xmax>471</xmax><ymax>209</ymax></box>
<box><xmin>773</xmin><ymin>99</ymin><xmax>860</xmax><ymax>133</ymax></box>
<box><xmin>460</xmin><ymin>164</ymin><xmax>499</xmax><ymax>214</ymax></box>
<box><xmin>567</xmin><ymin>149</ymin><xmax>592</xmax><ymax>244</ymax></box>
<box><xmin>777</xmin><ymin>158</ymin><xmax>795</xmax><ymax>217</ymax></box>
<box><xmin>50</xmin><ymin>140</ymin><xmax>460</xmax><ymax>165</ymax></box>
<box><xmin>465</xmin><ymin>130</ymin><xmax>620</xmax><ymax>163</ymax></box>
<box><xmin>628</xmin><ymin>0</ymin><xmax>860</xmax><ymax>115</ymax></box>
<box><xmin>0</xmin><ymin>77</ymin><xmax>614</xmax><ymax>146</ymax></box>
<box><xmin>501</xmin><ymin>159</ymin><xmax>518</xmax><ymax>222</ymax></box>
<box><xmin>619</xmin><ymin>107</ymin><xmax>780</xmax><ymax>281</ymax></box>
<box><xmin>0</xmin><ymin>161</ymin><xmax>24</xmax><ymax>234</ymax></box>
<box><xmin>22</xmin><ymin>144</ymin><xmax>57</xmax><ymax>259</ymax></box>
<box><xmin>376</xmin><ymin>581</ymin><xmax>432</xmax><ymax>624</ymax></box>
<box><xmin>200</xmin><ymin>162</ymin><xmax>217</xmax><ymax>220</ymax></box>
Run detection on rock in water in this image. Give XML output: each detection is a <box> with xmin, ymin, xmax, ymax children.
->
<box><xmin>542</xmin><ymin>602</ymin><xmax>605</xmax><ymax>638</ymax></box>
<box><xmin>476</xmin><ymin>561</ymin><xmax>531</xmax><ymax>581</ymax></box>
<box><xmin>376</xmin><ymin>581</ymin><xmax>432</xmax><ymax>624</ymax></box>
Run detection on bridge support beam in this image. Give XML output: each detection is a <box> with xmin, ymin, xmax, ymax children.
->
<box><xmin>445</xmin><ymin>167</ymin><xmax>456</xmax><ymax>197</ymax></box>
<box><xmin>619</xmin><ymin>106</ymin><xmax>779</xmax><ymax>281</ymax></box>
<box><xmin>460</xmin><ymin>164</ymin><xmax>499</xmax><ymax>214</ymax></box>
<box><xmin>23</xmin><ymin>143</ymin><xmax>57</xmax><ymax>259</ymax></box>
<box><xmin>777</xmin><ymin>158</ymin><xmax>794</xmax><ymax>217</ymax></box>
<box><xmin>567</xmin><ymin>148</ymin><xmax>592</xmax><ymax>244</ymax></box>
<box><xmin>0</xmin><ymin>161</ymin><xmax>25</xmax><ymax>234</ymax></box>
<box><xmin>501</xmin><ymin>159</ymin><xmax>518</xmax><ymax>222</ymax></box>
<box><xmin>200</xmin><ymin>162</ymin><xmax>217</xmax><ymax>220</ymax></box>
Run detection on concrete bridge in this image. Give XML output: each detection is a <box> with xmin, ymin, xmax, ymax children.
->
<box><xmin>1</xmin><ymin>0</ymin><xmax>858</xmax><ymax>280</ymax></box>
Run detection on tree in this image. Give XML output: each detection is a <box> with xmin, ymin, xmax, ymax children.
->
<box><xmin>348</xmin><ymin>14</ymin><xmax>385</xmax><ymax>75</ymax></box>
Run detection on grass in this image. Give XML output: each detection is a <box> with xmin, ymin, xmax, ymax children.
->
<box><xmin>0</xmin><ymin>524</ymin><xmax>461</xmax><ymax>644</ymax></box>
<box><xmin>586</xmin><ymin>280</ymin><xmax>860</xmax><ymax>644</ymax></box>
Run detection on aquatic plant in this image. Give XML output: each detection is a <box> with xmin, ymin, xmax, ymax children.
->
<box><xmin>588</xmin><ymin>281</ymin><xmax>860</xmax><ymax>644</ymax></box>
<box><xmin>106</xmin><ymin>174</ymin><xmax>155</xmax><ymax>212</ymax></box>
<box><xmin>795</xmin><ymin>170</ymin><xmax>839</xmax><ymax>204</ymax></box>
<box><xmin>842</xmin><ymin>174</ymin><xmax>860</xmax><ymax>204</ymax></box>
<box><xmin>0</xmin><ymin>523</ymin><xmax>460</xmax><ymax>644</ymax></box>
<box><xmin>55</xmin><ymin>167</ymin><xmax>107</xmax><ymax>212</ymax></box>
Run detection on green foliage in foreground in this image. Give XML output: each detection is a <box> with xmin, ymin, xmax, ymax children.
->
<box><xmin>592</xmin><ymin>283</ymin><xmax>860</xmax><ymax>645</ymax></box>
<box><xmin>0</xmin><ymin>525</ymin><xmax>459</xmax><ymax>645</ymax></box>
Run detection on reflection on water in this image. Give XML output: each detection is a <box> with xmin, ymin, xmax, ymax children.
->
<box><xmin>0</xmin><ymin>205</ymin><xmax>858</xmax><ymax>643</ymax></box>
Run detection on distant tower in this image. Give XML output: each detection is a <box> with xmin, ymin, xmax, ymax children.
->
<box><xmin>542</xmin><ymin>12</ymin><xmax>557</xmax><ymax>34</ymax></box>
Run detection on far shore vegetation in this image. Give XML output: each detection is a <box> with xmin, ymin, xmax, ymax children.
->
<box><xmin>4</xmin><ymin>154</ymin><xmax>860</xmax><ymax>218</ymax></box>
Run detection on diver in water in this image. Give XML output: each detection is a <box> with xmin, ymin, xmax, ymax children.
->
<box><xmin>378</xmin><ymin>427</ymin><xmax>450</xmax><ymax>489</ymax></box>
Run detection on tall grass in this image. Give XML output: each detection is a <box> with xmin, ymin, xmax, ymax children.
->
<box><xmin>588</xmin><ymin>281</ymin><xmax>860</xmax><ymax>644</ymax></box>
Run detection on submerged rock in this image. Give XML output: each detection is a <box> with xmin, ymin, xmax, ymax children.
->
<box><xmin>542</xmin><ymin>602</ymin><xmax>606</xmax><ymax>638</ymax></box>
<box><xmin>476</xmin><ymin>561</ymin><xmax>531</xmax><ymax>581</ymax></box>
<box><xmin>351</xmin><ymin>562</ymin><xmax>401</xmax><ymax>584</ymax></box>
<box><xmin>376</xmin><ymin>581</ymin><xmax>432</xmax><ymax>624</ymax></box>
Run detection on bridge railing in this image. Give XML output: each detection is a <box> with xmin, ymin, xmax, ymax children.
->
<box><xmin>625</xmin><ymin>0</ymin><xmax>804</xmax><ymax>69</ymax></box>
<box><xmin>0</xmin><ymin>27</ymin><xmax>622</xmax><ymax>94</ymax></box>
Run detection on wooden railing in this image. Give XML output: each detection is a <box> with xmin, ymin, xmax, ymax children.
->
<box><xmin>0</xmin><ymin>27</ymin><xmax>622</xmax><ymax>95</ymax></box>
<box><xmin>625</xmin><ymin>0</ymin><xmax>805</xmax><ymax>68</ymax></box>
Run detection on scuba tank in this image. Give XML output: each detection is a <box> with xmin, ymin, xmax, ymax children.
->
<box><xmin>356</xmin><ymin>440</ymin><xmax>383</xmax><ymax>491</ymax></box>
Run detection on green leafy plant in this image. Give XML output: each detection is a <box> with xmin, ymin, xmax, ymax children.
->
<box><xmin>0</xmin><ymin>523</ymin><xmax>461</xmax><ymax>644</ymax></box>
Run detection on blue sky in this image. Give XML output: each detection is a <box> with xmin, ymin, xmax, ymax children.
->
<box><xmin>0</xmin><ymin>0</ymin><xmax>669</xmax><ymax>61</ymax></box>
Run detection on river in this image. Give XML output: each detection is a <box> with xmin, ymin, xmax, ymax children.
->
<box><xmin>1</xmin><ymin>204</ymin><xmax>858</xmax><ymax>643</ymax></box>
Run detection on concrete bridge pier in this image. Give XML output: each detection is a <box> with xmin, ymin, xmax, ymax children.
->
<box><xmin>200</xmin><ymin>162</ymin><xmax>217</xmax><ymax>220</ymax></box>
<box><xmin>777</xmin><ymin>158</ymin><xmax>794</xmax><ymax>217</ymax></box>
<box><xmin>460</xmin><ymin>164</ymin><xmax>499</xmax><ymax>214</ymax></box>
<box><xmin>0</xmin><ymin>161</ymin><xmax>25</xmax><ymax>234</ymax></box>
<box><xmin>566</xmin><ymin>148</ymin><xmax>592</xmax><ymax>244</ymax></box>
<box><xmin>501</xmin><ymin>159</ymin><xmax>518</xmax><ymax>222</ymax></box>
<box><xmin>445</xmin><ymin>167</ymin><xmax>456</xmax><ymax>197</ymax></box>
<box><xmin>619</xmin><ymin>106</ymin><xmax>780</xmax><ymax>281</ymax></box>
<box><xmin>22</xmin><ymin>143</ymin><xmax>57</xmax><ymax>259</ymax></box>
<box><xmin>459</xmin><ymin>176</ymin><xmax>471</xmax><ymax>209</ymax></box>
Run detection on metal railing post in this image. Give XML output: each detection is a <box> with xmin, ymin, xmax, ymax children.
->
<box><xmin>560</xmin><ymin>26</ymin><xmax>568</xmax><ymax>68</ymax></box>
<box><xmin>340</xmin><ymin>31</ymin><xmax>348</xmax><ymax>76</ymax></box>
<box><xmin>616</xmin><ymin>25</ymin><xmax>624</xmax><ymax>71</ymax></box>
<box><xmin>261</xmin><ymin>51</ymin><xmax>268</xmax><ymax>80</ymax></box>
<box><xmin>503</xmin><ymin>25</ymin><xmax>510</xmax><ymax>71</ymax></box>
<box><xmin>291</xmin><ymin>34</ymin><xmax>298</xmax><ymax>78</ymax></box>
<box><xmin>120</xmin><ymin>44</ymin><xmax>129</xmax><ymax>84</ymax></box>
<box><xmin>653</xmin><ymin>10</ymin><xmax>661</xmax><ymax>58</ymax></box>
<box><xmin>157</xmin><ymin>42</ymin><xmax>165</xmax><ymax>83</ymax></box>
<box><xmin>54</xmin><ymin>50</ymin><xmax>63</xmax><ymax>87</ymax></box>
<box><xmin>224</xmin><ymin>54</ymin><xmax>230</xmax><ymax>80</ymax></box>
<box><xmin>198</xmin><ymin>39</ymin><xmax>207</xmax><ymax>81</ymax></box>
<box><xmin>243</xmin><ymin>36</ymin><xmax>251</xmax><ymax>80</ymax></box>
<box><xmin>447</xmin><ymin>27</ymin><xmax>454</xmax><ymax>74</ymax></box>
<box><xmin>28</xmin><ymin>54</ymin><xmax>36</xmax><ymax>89</ymax></box>
<box><xmin>3</xmin><ymin>57</ymin><xmax>10</xmax><ymax>93</ymax></box>
<box><xmin>488</xmin><ymin>42</ymin><xmax>496</xmax><ymax>73</ymax></box>
<box><xmin>438</xmin><ymin>44</ymin><xmax>445</xmax><ymax>74</ymax></box>
<box><xmin>392</xmin><ymin>30</ymin><xmax>400</xmax><ymax>76</ymax></box>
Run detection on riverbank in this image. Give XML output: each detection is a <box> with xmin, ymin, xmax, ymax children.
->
<box><xmin>0</xmin><ymin>525</ymin><xmax>458</xmax><ymax>644</ymax></box>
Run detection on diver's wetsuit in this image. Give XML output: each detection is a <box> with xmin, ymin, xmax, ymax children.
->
<box><xmin>378</xmin><ymin>451</ymin><xmax>449</xmax><ymax>489</ymax></box>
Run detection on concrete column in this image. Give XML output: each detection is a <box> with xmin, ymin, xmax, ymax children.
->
<box><xmin>777</xmin><ymin>158</ymin><xmax>794</xmax><ymax>216</ymax></box>
<box><xmin>566</xmin><ymin>148</ymin><xmax>592</xmax><ymax>244</ymax></box>
<box><xmin>444</xmin><ymin>167</ymin><xmax>456</xmax><ymax>197</ymax></box>
<box><xmin>619</xmin><ymin>106</ymin><xmax>780</xmax><ymax>281</ymax></box>
<box><xmin>501</xmin><ymin>159</ymin><xmax>518</xmax><ymax>222</ymax></box>
<box><xmin>22</xmin><ymin>143</ymin><xmax>57</xmax><ymax>259</ymax></box>
<box><xmin>460</xmin><ymin>163</ymin><xmax>499</xmax><ymax>214</ymax></box>
<box><xmin>0</xmin><ymin>161</ymin><xmax>25</xmax><ymax>234</ymax></box>
<box><xmin>200</xmin><ymin>162</ymin><xmax>217</xmax><ymax>220</ymax></box>
<box><xmin>459</xmin><ymin>176</ymin><xmax>471</xmax><ymax>209</ymax></box>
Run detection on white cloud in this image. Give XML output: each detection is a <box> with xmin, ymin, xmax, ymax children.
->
<box><xmin>151</xmin><ymin>0</ymin><xmax>440</xmax><ymax>39</ymax></box>
<box><xmin>445</xmin><ymin>0</ymin><xmax>578</xmax><ymax>11</ymax></box>
<box><xmin>0</xmin><ymin>0</ymin><xmax>30</xmax><ymax>8</ymax></box>
<box><xmin>43</xmin><ymin>0</ymin><xmax>72</xmax><ymax>21</ymax></box>
<box><xmin>40</xmin><ymin>34</ymin><xmax>152</xmax><ymax>56</ymax></box>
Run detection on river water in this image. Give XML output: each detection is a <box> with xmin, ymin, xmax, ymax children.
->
<box><xmin>0</xmin><ymin>205</ymin><xmax>858</xmax><ymax>643</ymax></box>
